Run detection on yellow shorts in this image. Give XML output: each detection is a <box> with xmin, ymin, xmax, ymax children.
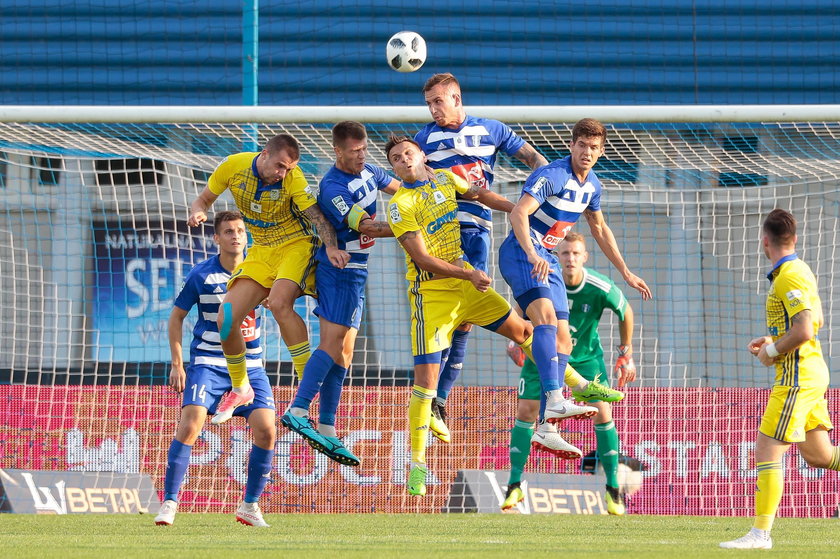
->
<box><xmin>759</xmin><ymin>384</ymin><xmax>833</xmax><ymax>443</ymax></box>
<box><xmin>407</xmin><ymin>273</ymin><xmax>511</xmax><ymax>357</ymax></box>
<box><xmin>228</xmin><ymin>237</ymin><xmax>319</xmax><ymax>296</ymax></box>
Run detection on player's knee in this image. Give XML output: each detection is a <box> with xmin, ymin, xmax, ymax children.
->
<box><xmin>252</xmin><ymin>425</ymin><xmax>277</xmax><ymax>448</ymax></box>
<box><xmin>267</xmin><ymin>295</ymin><xmax>295</xmax><ymax>316</ymax></box>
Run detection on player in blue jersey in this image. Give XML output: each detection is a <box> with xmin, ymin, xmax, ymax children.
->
<box><xmin>416</xmin><ymin>73</ymin><xmax>549</xmax><ymax>443</ymax></box>
<box><xmin>154</xmin><ymin>211</ymin><xmax>276</xmax><ymax>528</ymax></box>
<box><xmin>500</xmin><ymin>118</ymin><xmax>652</xmax><ymax>458</ymax></box>
<box><xmin>281</xmin><ymin>121</ymin><xmax>400</xmax><ymax>466</ymax></box>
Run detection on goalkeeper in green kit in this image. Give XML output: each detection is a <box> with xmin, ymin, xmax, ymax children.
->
<box><xmin>502</xmin><ymin>231</ymin><xmax>637</xmax><ymax>515</ymax></box>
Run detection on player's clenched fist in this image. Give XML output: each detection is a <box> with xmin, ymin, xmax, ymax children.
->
<box><xmin>188</xmin><ymin>211</ymin><xmax>207</xmax><ymax>227</ymax></box>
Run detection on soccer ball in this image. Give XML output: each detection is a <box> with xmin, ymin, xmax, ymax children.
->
<box><xmin>386</xmin><ymin>31</ymin><xmax>427</xmax><ymax>73</ymax></box>
<box><xmin>616</xmin><ymin>463</ymin><xmax>644</xmax><ymax>497</ymax></box>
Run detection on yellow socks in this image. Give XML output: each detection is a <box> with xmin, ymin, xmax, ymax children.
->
<box><xmin>224</xmin><ymin>351</ymin><xmax>248</xmax><ymax>389</ymax></box>
<box><xmin>289</xmin><ymin>341</ymin><xmax>311</xmax><ymax>381</ymax></box>
<box><xmin>564</xmin><ymin>363</ymin><xmax>586</xmax><ymax>388</ymax></box>
<box><xmin>408</xmin><ymin>385</ymin><xmax>436</xmax><ymax>464</ymax></box>
<box><xmin>519</xmin><ymin>334</ymin><xmax>534</xmax><ymax>361</ymax></box>
<box><xmin>754</xmin><ymin>461</ymin><xmax>784</xmax><ymax>531</ymax></box>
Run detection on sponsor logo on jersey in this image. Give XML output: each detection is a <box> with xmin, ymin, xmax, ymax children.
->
<box><xmin>389</xmin><ymin>203</ymin><xmax>402</xmax><ymax>223</ymax></box>
<box><xmin>332</xmin><ymin>195</ymin><xmax>350</xmax><ymax>215</ymax></box>
<box><xmin>250</xmin><ymin>202</ymin><xmax>262</xmax><ymax>213</ymax></box>
<box><xmin>532</xmin><ymin>176</ymin><xmax>549</xmax><ymax>194</ymax></box>
<box><xmin>786</xmin><ymin>289</ymin><xmax>803</xmax><ymax>308</ymax></box>
<box><xmin>426</xmin><ymin>209</ymin><xmax>457</xmax><ymax>234</ymax></box>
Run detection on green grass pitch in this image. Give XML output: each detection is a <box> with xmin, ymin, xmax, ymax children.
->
<box><xmin>3</xmin><ymin>513</ymin><xmax>838</xmax><ymax>558</ymax></box>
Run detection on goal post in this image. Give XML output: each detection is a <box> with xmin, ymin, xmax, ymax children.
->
<box><xmin>1</xmin><ymin>105</ymin><xmax>838</xmax><ymax>516</ymax></box>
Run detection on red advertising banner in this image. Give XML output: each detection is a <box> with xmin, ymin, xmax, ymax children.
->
<box><xmin>1</xmin><ymin>385</ymin><xmax>837</xmax><ymax>516</ymax></box>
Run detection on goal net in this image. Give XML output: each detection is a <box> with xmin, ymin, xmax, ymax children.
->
<box><xmin>0</xmin><ymin>106</ymin><xmax>838</xmax><ymax>516</ymax></box>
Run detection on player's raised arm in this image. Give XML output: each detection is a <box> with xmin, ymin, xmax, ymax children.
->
<box><xmin>188</xmin><ymin>186</ymin><xmax>219</xmax><ymax>227</ymax></box>
<box><xmin>509</xmin><ymin>193</ymin><xmax>551</xmax><ymax>282</ymax></box>
<box><xmin>583</xmin><ymin>208</ymin><xmax>652</xmax><ymax>300</ymax></box>
<box><xmin>512</xmin><ymin>142</ymin><xmax>548</xmax><ymax>171</ymax></box>
<box><xmin>304</xmin><ymin>204</ymin><xmax>350</xmax><ymax>269</ymax></box>
<box><xmin>473</xmin><ymin>187</ymin><xmax>514</xmax><ymax>213</ymax></box>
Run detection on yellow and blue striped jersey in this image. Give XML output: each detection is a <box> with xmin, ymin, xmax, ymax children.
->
<box><xmin>765</xmin><ymin>254</ymin><xmax>829</xmax><ymax>387</ymax></box>
<box><xmin>207</xmin><ymin>152</ymin><xmax>317</xmax><ymax>247</ymax></box>
<box><xmin>387</xmin><ymin>170</ymin><xmax>469</xmax><ymax>282</ymax></box>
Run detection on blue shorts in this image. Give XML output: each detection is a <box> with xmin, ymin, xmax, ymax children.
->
<box><xmin>182</xmin><ymin>365</ymin><xmax>275</xmax><ymax>417</ymax></box>
<box><xmin>499</xmin><ymin>232</ymin><xmax>569</xmax><ymax>320</ymax></box>
<box><xmin>460</xmin><ymin>227</ymin><xmax>490</xmax><ymax>273</ymax></box>
<box><xmin>313</xmin><ymin>262</ymin><xmax>366</xmax><ymax>329</ymax></box>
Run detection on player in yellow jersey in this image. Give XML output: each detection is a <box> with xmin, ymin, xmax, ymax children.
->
<box><xmin>187</xmin><ymin>134</ymin><xmax>349</xmax><ymax>423</ymax></box>
<box><xmin>721</xmin><ymin>209</ymin><xmax>840</xmax><ymax>550</ymax></box>
<box><xmin>384</xmin><ymin>135</ymin><xmax>596</xmax><ymax>496</ymax></box>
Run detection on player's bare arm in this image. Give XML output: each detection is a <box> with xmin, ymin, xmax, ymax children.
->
<box><xmin>357</xmin><ymin>218</ymin><xmax>394</xmax><ymax>238</ymax></box>
<box><xmin>188</xmin><ymin>186</ymin><xmax>220</xmax><ymax>227</ymax></box>
<box><xmin>615</xmin><ymin>304</ymin><xmax>636</xmax><ymax>387</ymax></box>
<box><xmin>584</xmin><ymin>208</ymin><xmax>652</xmax><ymax>300</ymax></box>
<box><xmin>509</xmin><ymin>193</ymin><xmax>550</xmax><ymax>282</ymax></box>
<box><xmin>304</xmin><ymin>205</ymin><xmax>351</xmax><ymax>268</ymax></box>
<box><xmin>473</xmin><ymin>186</ymin><xmax>515</xmax><ymax>213</ymax></box>
<box><xmin>756</xmin><ymin>309</ymin><xmax>814</xmax><ymax>366</ymax></box>
<box><xmin>397</xmin><ymin>230</ymin><xmax>490</xmax><ymax>291</ymax></box>
<box><xmin>167</xmin><ymin>306</ymin><xmax>189</xmax><ymax>393</ymax></box>
<box><xmin>513</xmin><ymin>142</ymin><xmax>548</xmax><ymax>171</ymax></box>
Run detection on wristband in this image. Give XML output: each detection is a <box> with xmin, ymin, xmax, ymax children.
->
<box><xmin>764</xmin><ymin>342</ymin><xmax>779</xmax><ymax>358</ymax></box>
<box><xmin>617</xmin><ymin>344</ymin><xmax>631</xmax><ymax>356</ymax></box>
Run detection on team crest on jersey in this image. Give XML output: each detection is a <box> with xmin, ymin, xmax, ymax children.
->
<box><xmin>389</xmin><ymin>203</ymin><xmax>402</xmax><ymax>223</ymax></box>
<box><xmin>433</xmin><ymin>190</ymin><xmax>446</xmax><ymax>204</ymax></box>
<box><xmin>332</xmin><ymin>195</ymin><xmax>350</xmax><ymax>215</ymax></box>
<box><xmin>532</xmin><ymin>176</ymin><xmax>549</xmax><ymax>194</ymax></box>
<box><xmin>269</xmin><ymin>190</ymin><xmax>280</xmax><ymax>200</ymax></box>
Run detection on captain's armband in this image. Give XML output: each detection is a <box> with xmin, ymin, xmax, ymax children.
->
<box><xmin>347</xmin><ymin>204</ymin><xmax>371</xmax><ymax>231</ymax></box>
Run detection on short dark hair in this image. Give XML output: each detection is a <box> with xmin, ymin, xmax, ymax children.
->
<box><xmin>332</xmin><ymin>121</ymin><xmax>367</xmax><ymax>147</ymax></box>
<box><xmin>384</xmin><ymin>134</ymin><xmax>421</xmax><ymax>159</ymax></box>
<box><xmin>213</xmin><ymin>210</ymin><xmax>244</xmax><ymax>233</ymax></box>
<box><xmin>562</xmin><ymin>231</ymin><xmax>586</xmax><ymax>246</ymax></box>
<box><xmin>763</xmin><ymin>208</ymin><xmax>797</xmax><ymax>246</ymax></box>
<box><xmin>422</xmin><ymin>72</ymin><xmax>460</xmax><ymax>94</ymax></box>
<box><xmin>265</xmin><ymin>133</ymin><xmax>300</xmax><ymax>160</ymax></box>
<box><xmin>572</xmin><ymin>118</ymin><xmax>607</xmax><ymax>144</ymax></box>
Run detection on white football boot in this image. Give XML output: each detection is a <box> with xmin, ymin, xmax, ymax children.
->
<box><xmin>154</xmin><ymin>499</ymin><xmax>177</xmax><ymax>526</ymax></box>
<box><xmin>530</xmin><ymin>421</ymin><xmax>583</xmax><ymax>459</ymax></box>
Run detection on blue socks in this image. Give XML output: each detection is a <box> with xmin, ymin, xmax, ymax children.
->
<box><xmin>291</xmin><ymin>349</ymin><xmax>334</xmax><ymax>411</ymax></box>
<box><xmin>318</xmin><ymin>363</ymin><xmax>348</xmax><ymax>427</ymax></box>
<box><xmin>437</xmin><ymin>329</ymin><xmax>469</xmax><ymax>401</ymax></box>
<box><xmin>532</xmin><ymin>324</ymin><xmax>560</xmax><ymax>392</ymax></box>
<box><xmin>163</xmin><ymin>439</ymin><xmax>192</xmax><ymax>502</ymax></box>
<box><xmin>244</xmin><ymin>444</ymin><xmax>274</xmax><ymax>503</ymax></box>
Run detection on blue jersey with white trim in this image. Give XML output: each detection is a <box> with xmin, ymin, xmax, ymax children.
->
<box><xmin>173</xmin><ymin>255</ymin><xmax>262</xmax><ymax>368</ymax></box>
<box><xmin>316</xmin><ymin>163</ymin><xmax>393</xmax><ymax>269</ymax></box>
<box><xmin>521</xmin><ymin>156</ymin><xmax>602</xmax><ymax>250</ymax></box>
<box><xmin>415</xmin><ymin>115</ymin><xmax>525</xmax><ymax>232</ymax></box>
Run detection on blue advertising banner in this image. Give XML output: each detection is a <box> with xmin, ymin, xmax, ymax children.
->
<box><xmin>93</xmin><ymin>219</ymin><xmax>318</xmax><ymax>363</ymax></box>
